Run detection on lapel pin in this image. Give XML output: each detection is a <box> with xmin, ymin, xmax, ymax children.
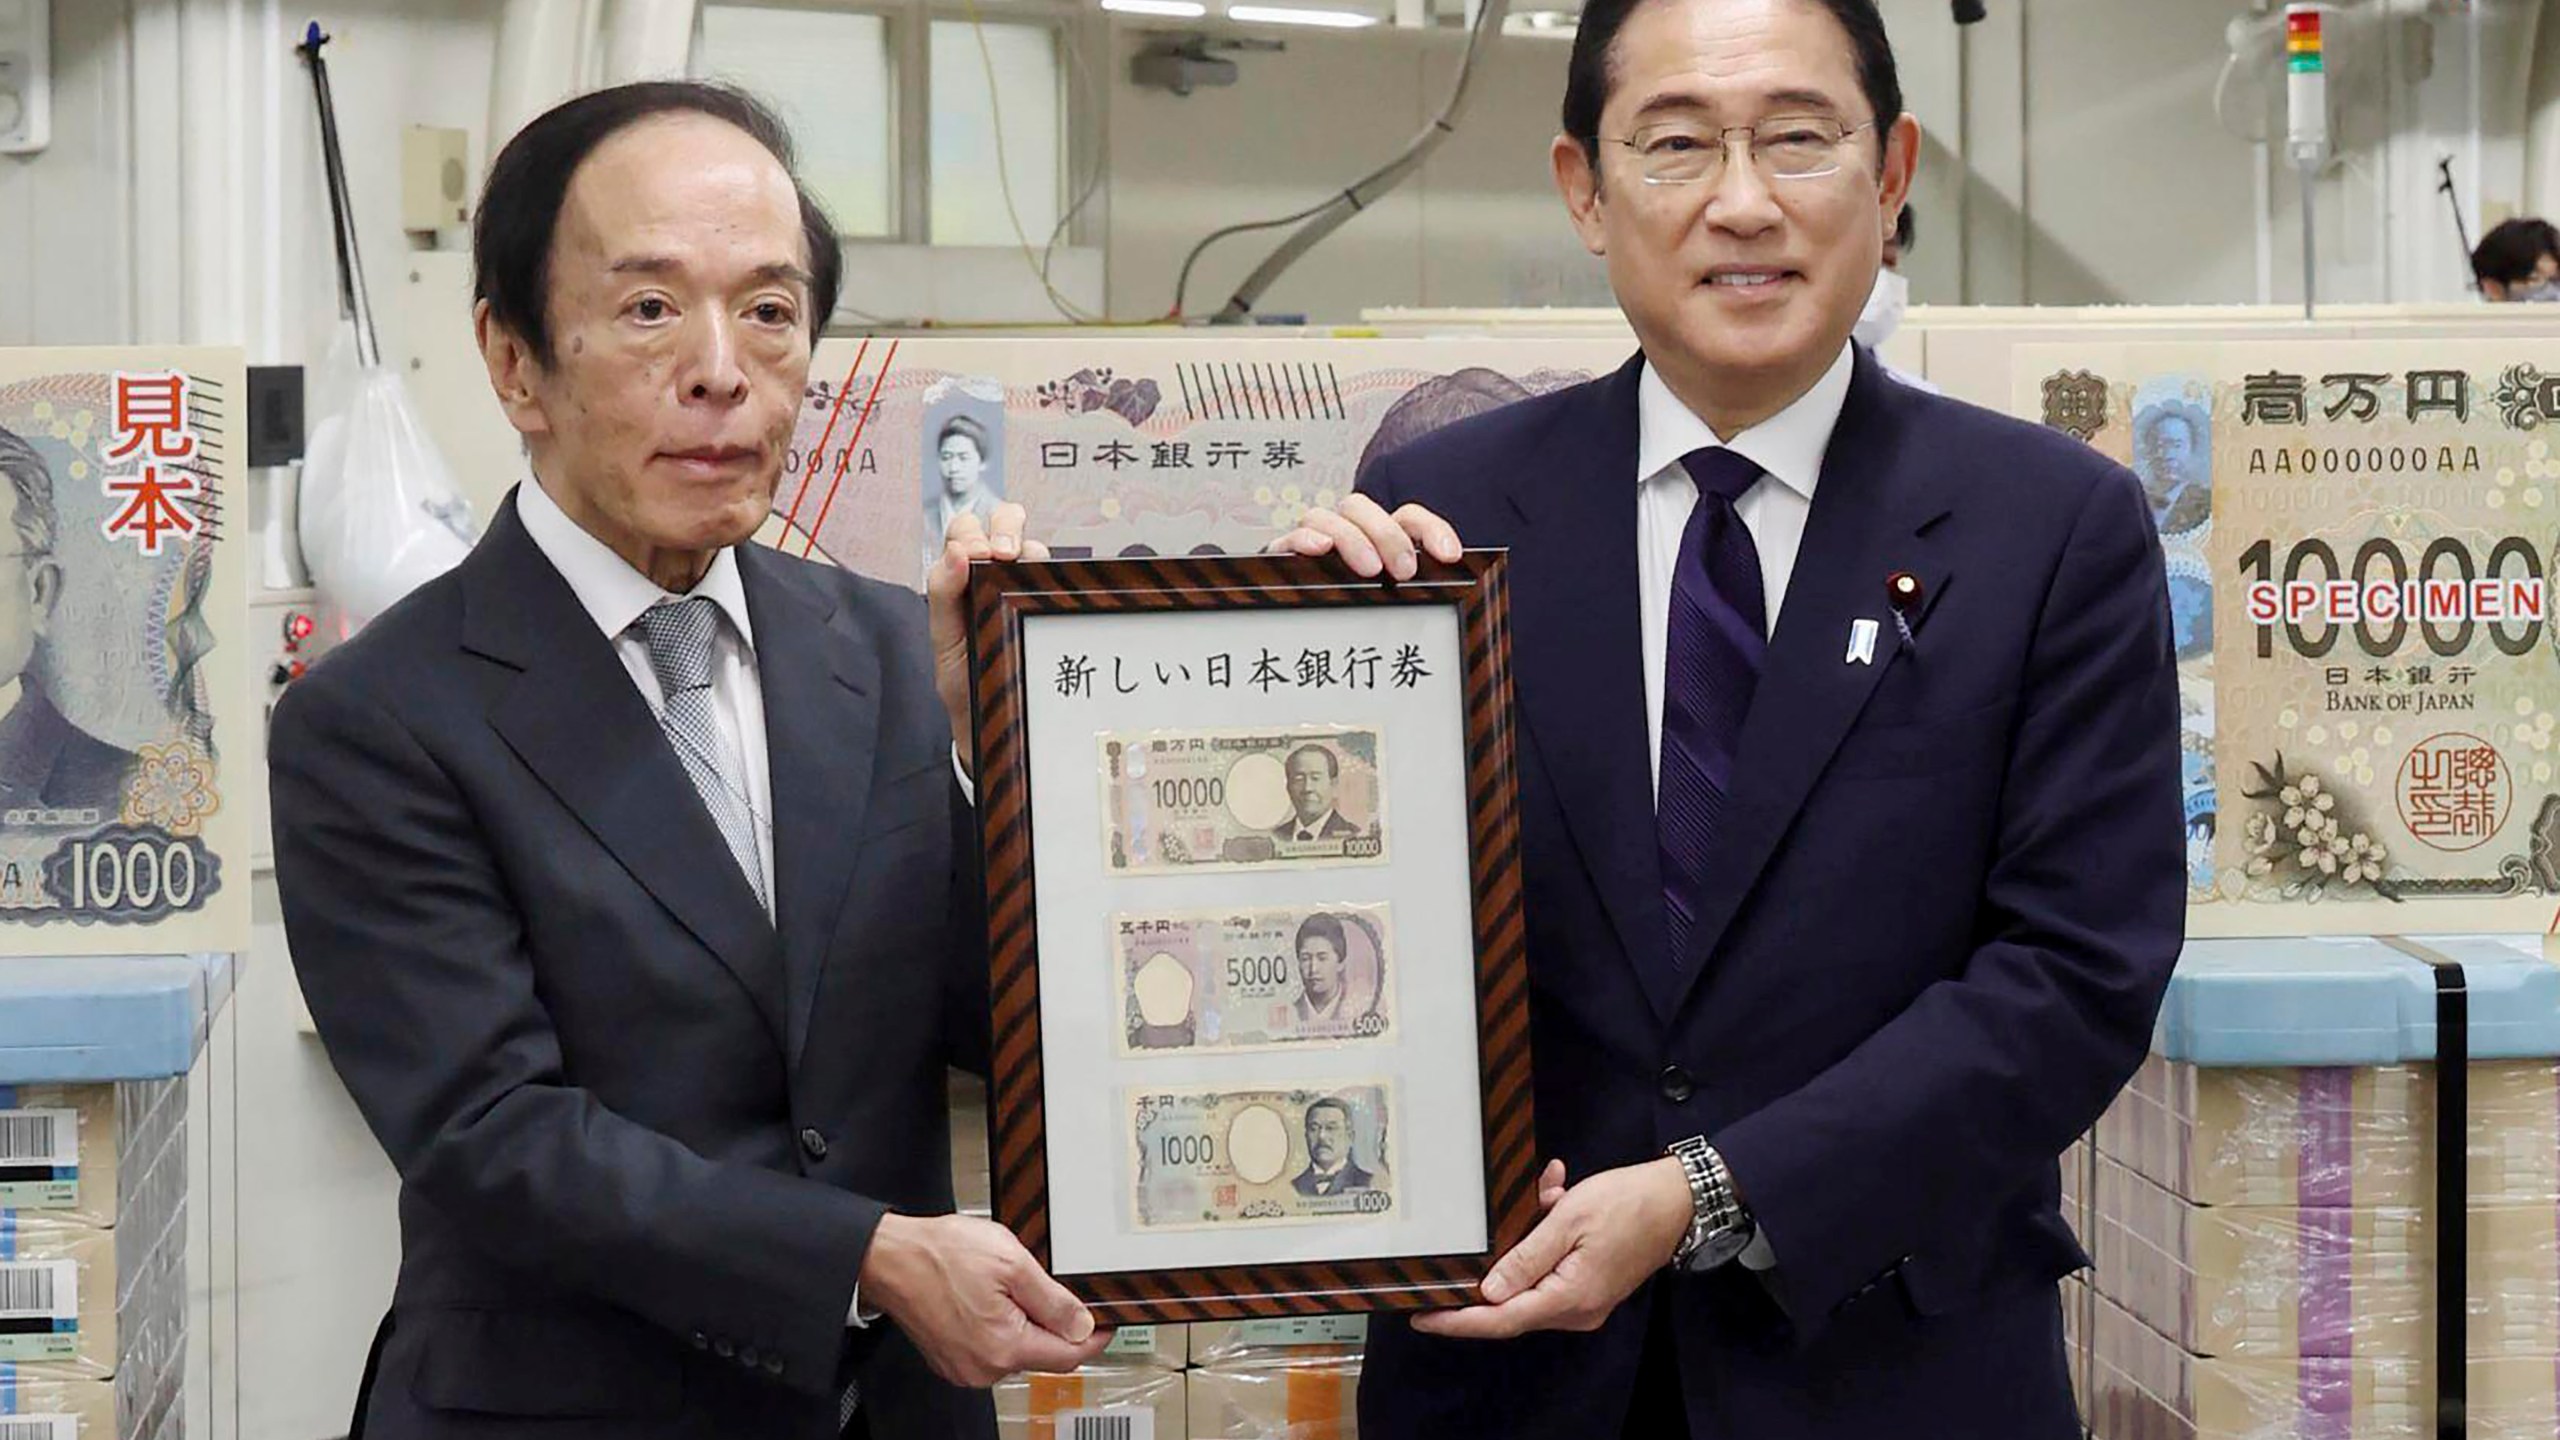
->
<box><xmin>1846</xmin><ymin>618</ymin><xmax>1879</xmax><ymax>666</ymax></box>
<box><xmin>1886</xmin><ymin>571</ymin><xmax>1923</xmax><ymax>651</ymax></box>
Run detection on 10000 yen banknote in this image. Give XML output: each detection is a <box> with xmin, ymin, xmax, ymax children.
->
<box><xmin>2023</xmin><ymin>339</ymin><xmax>2560</xmax><ymax>936</ymax></box>
<box><xmin>1115</xmin><ymin>904</ymin><xmax>1394</xmax><ymax>1054</ymax></box>
<box><xmin>0</xmin><ymin>351</ymin><xmax>251</xmax><ymax>953</ymax></box>
<box><xmin>1130</xmin><ymin>1084</ymin><xmax>1395</xmax><ymax>1229</ymax></box>
<box><xmin>1103</xmin><ymin>728</ymin><xmax>1385</xmax><ymax>873</ymax></box>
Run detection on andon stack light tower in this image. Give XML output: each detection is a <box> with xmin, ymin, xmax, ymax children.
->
<box><xmin>2287</xmin><ymin>3</ymin><xmax>2329</xmax><ymax>317</ymax></box>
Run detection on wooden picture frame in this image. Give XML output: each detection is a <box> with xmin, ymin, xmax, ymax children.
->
<box><xmin>965</xmin><ymin>552</ymin><xmax>1536</xmax><ymax>1323</ymax></box>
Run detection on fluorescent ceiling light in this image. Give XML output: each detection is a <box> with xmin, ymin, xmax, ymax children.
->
<box><xmin>1502</xmin><ymin>9</ymin><xmax>1576</xmax><ymax>34</ymax></box>
<box><xmin>1226</xmin><ymin>4</ymin><xmax>1380</xmax><ymax>25</ymax></box>
<box><xmin>1104</xmin><ymin>0</ymin><xmax>1210</xmax><ymax>15</ymax></box>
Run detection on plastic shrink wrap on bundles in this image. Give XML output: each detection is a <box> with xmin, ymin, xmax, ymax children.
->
<box><xmin>995</xmin><ymin>1364</ymin><xmax>1186</xmax><ymax>1440</ymax></box>
<box><xmin>2099</xmin><ymin>1051</ymin><xmax>2560</xmax><ymax>1209</ymax></box>
<box><xmin>2073</xmin><ymin>1281</ymin><xmax>2560</xmax><ymax>1440</ymax></box>
<box><xmin>1187</xmin><ymin>1316</ymin><xmax>1365</xmax><ymax>1367</ymax></box>
<box><xmin>2082</xmin><ymin>1149</ymin><xmax>2560</xmax><ymax>1358</ymax></box>
<box><xmin>0</xmin><ymin>1082</ymin><xmax>183</xmax><ymax>1230</ymax></box>
<box><xmin>0</xmin><ymin>1122</ymin><xmax>186</xmax><ymax>1388</ymax></box>
<box><xmin>1187</xmin><ymin>1353</ymin><xmax>1361</xmax><ymax>1440</ymax></box>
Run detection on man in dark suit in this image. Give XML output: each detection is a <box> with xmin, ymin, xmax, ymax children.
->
<box><xmin>1278</xmin><ymin>1</ymin><xmax>2182</xmax><ymax>1436</ymax></box>
<box><xmin>1290</xmin><ymin>1097</ymin><xmax>1375</xmax><ymax>1197</ymax></box>
<box><xmin>0</xmin><ymin>425</ymin><xmax>139</xmax><ymax>821</ymax></box>
<box><xmin>270</xmin><ymin>83</ymin><xmax>1105</xmax><ymax>1440</ymax></box>
<box><xmin>1270</xmin><ymin>742</ymin><xmax>1365</xmax><ymax>842</ymax></box>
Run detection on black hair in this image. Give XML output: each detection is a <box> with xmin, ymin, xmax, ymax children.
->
<box><xmin>1295</xmin><ymin>912</ymin><xmax>1350</xmax><ymax>959</ymax></box>
<box><xmin>1563</xmin><ymin>0</ymin><xmax>1901</xmax><ymax>165</ymax></box>
<box><xmin>2470</xmin><ymin>217</ymin><xmax>2559</xmax><ymax>291</ymax></box>
<box><xmin>1285</xmin><ymin>743</ymin><xmax>1341</xmax><ymax>779</ymax></box>
<box><xmin>0</xmin><ymin>426</ymin><xmax>57</xmax><ymax>558</ymax></box>
<box><xmin>1894</xmin><ymin>201</ymin><xmax>1916</xmax><ymax>254</ymax></box>
<box><xmin>473</xmin><ymin>80</ymin><xmax>842</xmax><ymax>367</ymax></box>
<box><xmin>938</xmin><ymin>414</ymin><xmax>990</xmax><ymax>456</ymax></box>
<box><xmin>1305</xmin><ymin>1097</ymin><xmax>1353</xmax><ymax>1126</ymax></box>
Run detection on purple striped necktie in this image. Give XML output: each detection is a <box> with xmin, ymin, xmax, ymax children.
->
<box><xmin>1658</xmin><ymin>447</ymin><xmax>1768</xmax><ymax>975</ymax></box>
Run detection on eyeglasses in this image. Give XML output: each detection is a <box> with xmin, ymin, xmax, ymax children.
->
<box><xmin>1595</xmin><ymin>116</ymin><xmax>1876</xmax><ymax>186</ymax></box>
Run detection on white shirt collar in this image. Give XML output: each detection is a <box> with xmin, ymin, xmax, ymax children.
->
<box><xmin>516</xmin><ymin>477</ymin><xmax>757</xmax><ymax>653</ymax></box>
<box><xmin>1634</xmin><ymin>341</ymin><xmax>1857</xmax><ymax>501</ymax></box>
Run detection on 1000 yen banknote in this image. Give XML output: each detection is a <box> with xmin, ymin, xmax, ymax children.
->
<box><xmin>1130</xmin><ymin>1084</ymin><xmax>1395</xmax><ymax>1229</ymax></box>
<box><xmin>1104</xmin><ymin>728</ymin><xmax>1385</xmax><ymax>872</ymax></box>
<box><xmin>1115</xmin><ymin>904</ymin><xmax>1394</xmax><ymax>1054</ymax></box>
<box><xmin>0</xmin><ymin>353</ymin><xmax>251</xmax><ymax>952</ymax></box>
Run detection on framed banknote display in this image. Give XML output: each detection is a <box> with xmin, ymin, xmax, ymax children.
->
<box><xmin>964</xmin><ymin>552</ymin><xmax>1536</xmax><ymax>1322</ymax></box>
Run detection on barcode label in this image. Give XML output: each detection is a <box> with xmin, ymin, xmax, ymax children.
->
<box><xmin>1101</xmin><ymin>1324</ymin><xmax>1157</xmax><ymax>1357</ymax></box>
<box><xmin>1230</xmin><ymin>1314</ymin><xmax>1367</xmax><ymax>1347</ymax></box>
<box><xmin>0</xmin><ymin>1262</ymin><xmax>75</xmax><ymax>1320</ymax></box>
<box><xmin>1062</xmin><ymin>1410</ymin><xmax>1150</xmax><ymax>1440</ymax></box>
<box><xmin>0</xmin><ymin>1111</ymin><xmax>74</xmax><ymax>1165</ymax></box>
<box><xmin>0</xmin><ymin>1417</ymin><xmax>77</xmax><ymax>1440</ymax></box>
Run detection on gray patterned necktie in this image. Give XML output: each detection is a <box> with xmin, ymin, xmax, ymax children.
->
<box><xmin>630</xmin><ymin>597</ymin><xmax>769</xmax><ymax>913</ymax></box>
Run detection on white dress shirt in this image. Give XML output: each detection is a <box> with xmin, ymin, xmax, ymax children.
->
<box><xmin>1635</xmin><ymin>341</ymin><xmax>1854</xmax><ymax>797</ymax></box>
<box><xmin>1634</xmin><ymin>341</ymin><xmax>1855</xmax><ymax>1272</ymax></box>
<box><xmin>517</xmin><ymin>479</ymin><xmax>777</xmax><ymax>913</ymax></box>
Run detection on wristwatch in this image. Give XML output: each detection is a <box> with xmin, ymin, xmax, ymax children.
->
<box><xmin>1666</xmin><ymin>1135</ymin><xmax>1755</xmax><ymax>1272</ymax></box>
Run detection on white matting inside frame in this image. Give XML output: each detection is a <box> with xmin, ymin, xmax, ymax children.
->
<box><xmin>1019</xmin><ymin>603</ymin><xmax>1490</xmax><ymax>1278</ymax></box>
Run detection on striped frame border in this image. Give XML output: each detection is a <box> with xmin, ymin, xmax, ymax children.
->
<box><xmin>965</xmin><ymin>552</ymin><xmax>1535</xmax><ymax>1323</ymax></box>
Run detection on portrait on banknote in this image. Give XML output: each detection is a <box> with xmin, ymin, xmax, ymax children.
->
<box><xmin>918</xmin><ymin>381</ymin><xmax>1008</xmax><ymax>580</ymax></box>
<box><xmin>2026</xmin><ymin>339</ymin><xmax>2560</xmax><ymax>937</ymax></box>
<box><xmin>0</xmin><ymin>349</ymin><xmax>250</xmax><ymax>954</ymax></box>
<box><xmin>961</xmin><ymin>551</ymin><xmax>1537</xmax><ymax>1322</ymax></box>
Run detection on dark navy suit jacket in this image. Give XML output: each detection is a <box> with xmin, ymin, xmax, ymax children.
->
<box><xmin>272</xmin><ymin>494</ymin><xmax>996</xmax><ymax>1440</ymax></box>
<box><xmin>1354</xmin><ymin>349</ymin><xmax>2183</xmax><ymax>1439</ymax></box>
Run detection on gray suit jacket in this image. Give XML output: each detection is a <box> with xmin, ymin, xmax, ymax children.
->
<box><xmin>271</xmin><ymin>491</ymin><xmax>995</xmax><ymax>1440</ymax></box>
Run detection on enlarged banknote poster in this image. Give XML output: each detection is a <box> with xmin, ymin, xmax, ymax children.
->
<box><xmin>971</xmin><ymin>556</ymin><xmax>1535</xmax><ymax>1320</ymax></box>
<box><xmin>0</xmin><ymin>349</ymin><xmax>250</xmax><ymax>955</ymax></box>
<box><xmin>2021</xmin><ymin>340</ymin><xmax>2560</xmax><ymax>936</ymax></box>
<box><xmin>762</xmin><ymin>337</ymin><xmax>1633</xmax><ymax>587</ymax></box>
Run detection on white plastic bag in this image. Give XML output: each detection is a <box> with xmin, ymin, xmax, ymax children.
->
<box><xmin>296</xmin><ymin>342</ymin><xmax>478</xmax><ymax>639</ymax></box>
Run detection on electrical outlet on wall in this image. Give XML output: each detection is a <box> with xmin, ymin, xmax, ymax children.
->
<box><xmin>0</xmin><ymin>0</ymin><xmax>49</xmax><ymax>155</ymax></box>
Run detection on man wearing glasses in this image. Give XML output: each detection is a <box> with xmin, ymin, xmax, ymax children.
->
<box><xmin>0</xmin><ymin>425</ymin><xmax>137</xmax><ymax>821</ymax></box>
<box><xmin>1277</xmin><ymin>0</ymin><xmax>2183</xmax><ymax>1435</ymax></box>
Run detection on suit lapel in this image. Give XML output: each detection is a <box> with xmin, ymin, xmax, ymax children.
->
<box><xmin>1670</xmin><ymin>353</ymin><xmax>1956</xmax><ymax>1015</ymax></box>
<box><xmin>1505</xmin><ymin>356</ymin><xmax>1678</xmax><ymax>1021</ymax></box>
<box><xmin>738</xmin><ymin>543</ymin><xmax>881</xmax><ymax>1074</ymax></box>
<box><xmin>464</xmin><ymin>494</ymin><xmax>790</xmax><ymax>1054</ymax></box>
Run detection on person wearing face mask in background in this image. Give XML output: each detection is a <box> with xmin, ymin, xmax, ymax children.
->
<box><xmin>1851</xmin><ymin>203</ymin><xmax>1935</xmax><ymax>391</ymax></box>
<box><xmin>2470</xmin><ymin>217</ymin><xmax>2560</xmax><ymax>302</ymax></box>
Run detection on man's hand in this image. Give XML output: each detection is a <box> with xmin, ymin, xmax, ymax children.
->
<box><xmin>1271</xmin><ymin>494</ymin><xmax>1463</xmax><ymax>580</ymax></box>
<box><xmin>1412</xmin><ymin>1157</ymin><xmax>1692</xmax><ymax>1340</ymax></box>
<box><xmin>928</xmin><ymin>504</ymin><xmax>1049</xmax><ymax>777</ymax></box>
<box><xmin>859</xmin><ymin>1212</ymin><xmax>1111</xmax><ymax>1387</ymax></box>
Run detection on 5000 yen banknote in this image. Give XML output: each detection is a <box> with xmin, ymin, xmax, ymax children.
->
<box><xmin>0</xmin><ymin>352</ymin><xmax>251</xmax><ymax>953</ymax></box>
<box><xmin>1103</xmin><ymin>727</ymin><xmax>1386</xmax><ymax>873</ymax></box>
<box><xmin>1131</xmin><ymin>1083</ymin><xmax>1396</xmax><ymax>1229</ymax></box>
<box><xmin>1115</xmin><ymin>904</ymin><xmax>1395</xmax><ymax>1054</ymax></box>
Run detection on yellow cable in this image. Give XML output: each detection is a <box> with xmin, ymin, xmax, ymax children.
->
<box><xmin>958</xmin><ymin>0</ymin><xmax>1174</xmax><ymax>326</ymax></box>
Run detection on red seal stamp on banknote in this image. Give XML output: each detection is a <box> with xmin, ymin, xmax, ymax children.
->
<box><xmin>2396</xmin><ymin>733</ymin><xmax>2509</xmax><ymax>852</ymax></box>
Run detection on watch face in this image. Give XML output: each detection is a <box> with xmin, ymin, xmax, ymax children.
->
<box><xmin>1688</xmin><ymin>1223</ymin><xmax>1755</xmax><ymax>1272</ymax></box>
